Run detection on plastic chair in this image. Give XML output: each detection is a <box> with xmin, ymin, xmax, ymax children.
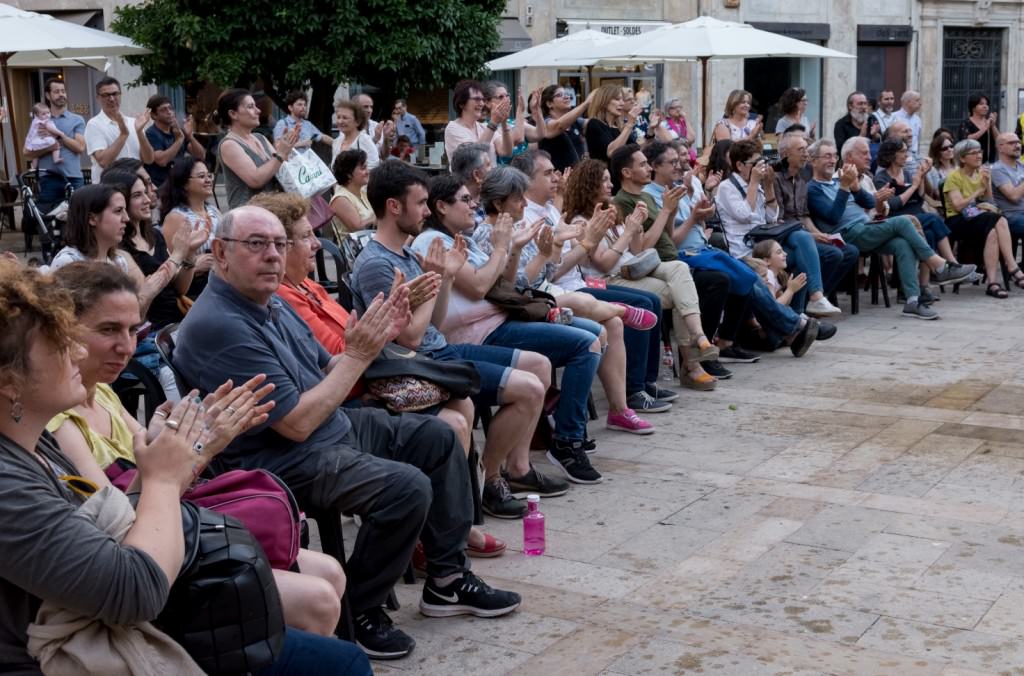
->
<box><xmin>314</xmin><ymin>237</ymin><xmax>355</xmax><ymax>311</ymax></box>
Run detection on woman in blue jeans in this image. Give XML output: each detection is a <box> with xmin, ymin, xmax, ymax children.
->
<box><xmin>411</xmin><ymin>176</ymin><xmax>604</xmax><ymax>485</ymax></box>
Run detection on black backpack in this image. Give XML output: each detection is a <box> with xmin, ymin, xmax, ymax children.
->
<box><xmin>155</xmin><ymin>501</ymin><xmax>285</xmax><ymax>675</ymax></box>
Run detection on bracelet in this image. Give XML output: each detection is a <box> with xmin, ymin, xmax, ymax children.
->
<box><xmin>169</xmin><ymin>258</ymin><xmax>184</xmax><ymax>269</ymax></box>
<box><xmin>180</xmin><ymin>259</ymin><xmax>195</xmax><ymax>270</ymax></box>
<box><xmin>272</xmin><ymin>152</ymin><xmax>284</xmax><ymax>162</ymax></box>
<box><xmin>612</xmin><ymin>246</ymin><xmax>626</xmax><ymax>255</ymax></box>
<box><xmin>485</xmin><ymin>120</ymin><xmax>498</xmax><ymax>131</ymax></box>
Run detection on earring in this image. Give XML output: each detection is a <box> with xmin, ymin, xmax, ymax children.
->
<box><xmin>10</xmin><ymin>397</ymin><xmax>22</xmax><ymax>424</ymax></box>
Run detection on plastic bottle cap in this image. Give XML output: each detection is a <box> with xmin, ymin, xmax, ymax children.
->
<box><xmin>526</xmin><ymin>494</ymin><xmax>540</xmax><ymax>503</ymax></box>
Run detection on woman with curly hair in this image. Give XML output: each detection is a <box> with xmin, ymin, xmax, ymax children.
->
<box><xmin>560</xmin><ymin>159</ymin><xmax>721</xmax><ymax>390</ymax></box>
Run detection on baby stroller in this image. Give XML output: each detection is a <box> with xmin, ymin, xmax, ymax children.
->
<box><xmin>18</xmin><ymin>170</ymin><xmax>71</xmax><ymax>264</ymax></box>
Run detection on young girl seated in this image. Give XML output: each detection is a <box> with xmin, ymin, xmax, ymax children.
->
<box><xmin>24</xmin><ymin>102</ymin><xmax>63</xmax><ymax>169</ymax></box>
<box><xmin>747</xmin><ymin>239</ymin><xmax>807</xmax><ymax>308</ymax></box>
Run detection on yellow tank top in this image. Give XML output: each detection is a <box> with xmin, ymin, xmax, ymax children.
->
<box><xmin>46</xmin><ymin>383</ymin><xmax>135</xmax><ymax>469</ymax></box>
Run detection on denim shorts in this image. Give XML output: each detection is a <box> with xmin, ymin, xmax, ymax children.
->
<box><xmin>428</xmin><ymin>343</ymin><xmax>520</xmax><ymax>407</ymax></box>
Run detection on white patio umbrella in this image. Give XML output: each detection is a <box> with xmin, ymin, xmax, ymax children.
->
<box><xmin>0</xmin><ymin>3</ymin><xmax>149</xmax><ymax>176</ymax></box>
<box><xmin>485</xmin><ymin>29</ymin><xmax>625</xmax><ymax>71</ymax></box>
<box><xmin>559</xmin><ymin>16</ymin><xmax>856</xmax><ymax>143</ymax></box>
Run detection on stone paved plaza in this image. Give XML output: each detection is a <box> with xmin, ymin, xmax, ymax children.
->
<box><xmin>362</xmin><ymin>285</ymin><xmax>1024</xmax><ymax>676</ymax></box>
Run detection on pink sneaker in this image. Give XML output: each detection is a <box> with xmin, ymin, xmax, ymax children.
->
<box><xmin>611</xmin><ymin>302</ymin><xmax>658</xmax><ymax>331</ymax></box>
<box><xmin>606</xmin><ymin>408</ymin><xmax>654</xmax><ymax>435</ymax></box>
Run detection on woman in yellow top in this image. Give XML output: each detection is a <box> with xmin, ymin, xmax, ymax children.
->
<box><xmin>942</xmin><ymin>138</ymin><xmax>1024</xmax><ymax>297</ymax></box>
<box><xmin>46</xmin><ymin>261</ymin><xmax>351</xmax><ymax>639</ymax></box>
<box><xmin>328</xmin><ymin>148</ymin><xmax>375</xmax><ymax>239</ymax></box>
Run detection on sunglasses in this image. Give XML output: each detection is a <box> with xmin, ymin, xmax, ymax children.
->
<box><xmin>59</xmin><ymin>474</ymin><xmax>99</xmax><ymax>499</ymax></box>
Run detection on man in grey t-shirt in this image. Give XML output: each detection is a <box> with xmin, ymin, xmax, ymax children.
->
<box><xmin>175</xmin><ymin>205</ymin><xmax>520</xmax><ymax>659</ymax></box>
<box><xmin>991</xmin><ymin>132</ymin><xmax>1024</xmax><ymax>236</ymax></box>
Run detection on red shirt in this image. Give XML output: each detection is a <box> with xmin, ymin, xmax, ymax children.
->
<box><xmin>277</xmin><ymin>278</ymin><xmax>364</xmax><ymax>398</ymax></box>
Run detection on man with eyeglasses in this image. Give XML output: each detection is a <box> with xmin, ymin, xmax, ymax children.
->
<box><xmin>175</xmin><ymin>204</ymin><xmax>521</xmax><ymax>660</ymax></box>
<box><xmin>143</xmin><ymin>94</ymin><xmax>206</xmax><ymax>189</ymax></box>
<box><xmin>807</xmin><ymin>138</ymin><xmax>976</xmax><ymax>320</ymax></box>
<box><xmin>991</xmin><ymin>132</ymin><xmax>1024</xmax><ymax>237</ymax></box>
<box><xmin>84</xmin><ymin>77</ymin><xmax>155</xmax><ymax>181</ymax></box>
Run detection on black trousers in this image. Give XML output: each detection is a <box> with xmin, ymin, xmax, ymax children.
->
<box><xmin>692</xmin><ymin>269</ymin><xmax>750</xmax><ymax>343</ymax></box>
<box><xmin>239</xmin><ymin>407</ymin><xmax>471</xmax><ymax>613</ymax></box>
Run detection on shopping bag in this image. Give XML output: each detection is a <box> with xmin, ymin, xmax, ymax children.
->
<box><xmin>276</xmin><ymin>149</ymin><xmax>336</xmax><ymax>199</ymax></box>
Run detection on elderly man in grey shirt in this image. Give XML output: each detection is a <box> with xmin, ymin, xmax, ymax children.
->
<box><xmin>174</xmin><ymin>205</ymin><xmax>520</xmax><ymax>660</ymax></box>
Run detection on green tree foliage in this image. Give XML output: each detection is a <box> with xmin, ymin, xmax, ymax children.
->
<box><xmin>112</xmin><ymin>0</ymin><xmax>505</xmax><ymax>107</ymax></box>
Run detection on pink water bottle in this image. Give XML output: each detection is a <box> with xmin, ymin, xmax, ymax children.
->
<box><xmin>523</xmin><ymin>494</ymin><xmax>545</xmax><ymax>556</ymax></box>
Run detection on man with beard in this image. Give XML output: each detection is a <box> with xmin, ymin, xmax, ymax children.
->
<box><xmin>874</xmin><ymin>90</ymin><xmax>897</xmax><ymax>135</ymax></box>
<box><xmin>273</xmin><ymin>90</ymin><xmax>334</xmax><ymax>151</ymax></box>
<box><xmin>22</xmin><ymin>78</ymin><xmax>86</xmax><ymax>211</ymax></box>
<box><xmin>833</xmin><ymin>91</ymin><xmax>880</xmax><ymax>153</ymax></box>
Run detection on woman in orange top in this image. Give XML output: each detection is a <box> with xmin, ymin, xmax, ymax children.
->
<box><xmin>250</xmin><ymin>192</ymin><xmax>506</xmax><ymax>558</ymax></box>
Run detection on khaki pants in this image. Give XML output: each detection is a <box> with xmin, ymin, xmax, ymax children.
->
<box><xmin>611</xmin><ymin>260</ymin><xmax>701</xmax><ymax>342</ymax></box>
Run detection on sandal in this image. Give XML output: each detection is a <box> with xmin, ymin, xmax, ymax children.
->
<box><xmin>681</xmin><ymin>370</ymin><xmax>717</xmax><ymax>391</ymax></box>
<box><xmin>1009</xmin><ymin>267</ymin><xmax>1024</xmax><ymax>289</ymax></box>
<box><xmin>986</xmin><ymin>282</ymin><xmax>1009</xmax><ymax>299</ymax></box>
<box><xmin>467</xmin><ymin>532</ymin><xmax>507</xmax><ymax>558</ymax></box>
<box><xmin>685</xmin><ymin>335</ymin><xmax>720</xmax><ymax>363</ymax></box>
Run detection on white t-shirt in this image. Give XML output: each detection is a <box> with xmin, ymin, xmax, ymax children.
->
<box><xmin>48</xmin><ymin>246</ymin><xmax>130</xmax><ymax>273</ymax></box>
<box><xmin>331</xmin><ymin>132</ymin><xmax>380</xmax><ymax>169</ymax></box>
<box><xmin>524</xmin><ymin>199</ymin><xmax>588</xmax><ymax>292</ymax></box>
<box><xmin>85</xmin><ymin>110</ymin><xmax>142</xmax><ymax>180</ymax></box>
<box><xmin>443</xmin><ymin>120</ymin><xmax>507</xmax><ymax>166</ymax></box>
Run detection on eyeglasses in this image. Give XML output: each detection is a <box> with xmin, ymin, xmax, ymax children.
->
<box><xmin>964</xmin><ymin>149</ymin><xmax>983</xmax><ymax>156</ymax></box>
<box><xmin>59</xmin><ymin>474</ymin><xmax>99</xmax><ymax>499</ymax></box>
<box><xmin>941</xmin><ymin>144</ymin><xmax>954</xmax><ymax>150</ymax></box>
<box><xmin>490</xmin><ymin>93</ymin><xmax>509</xmax><ymax>101</ymax></box>
<box><xmin>468</xmin><ymin>96</ymin><xmax>485</xmax><ymax>103</ymax></box>
<box><xmin>288</xmin><ymin>231</ymin><xmax>318</xmax><ymax>245</ymax></box>
<box><xmin>220</xmin><ymin>237</ymin><xmax>291</xmax><ymax>253</ymax></box>
<box><xmin>455</xmin><ymin>194</ymin><xmax>477</xmax><ymax>205</ymax></box>
<box><xmin>742</xmin><ymin>157</ymin><xmax>763</xmax><ymax>166</ymax></box>
<box><xmin>553</xmin><ymin>92</ymin><xmax>570</xmax><ymax>99</ymax></box>
<box><xmin>98</xmin><ymin>91</ymin><xmax>121</xmax><ymax>99</ymax></box>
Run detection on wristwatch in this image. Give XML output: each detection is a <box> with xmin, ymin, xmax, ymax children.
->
<box><xmin>272</xmin><ymin>152</ymin><xmax>284</xmax><ymax>162</ymax></box>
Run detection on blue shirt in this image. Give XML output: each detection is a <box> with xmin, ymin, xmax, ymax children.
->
<box><xmin>643</xmin><ymin>181</ymin><xmax>710</xmax><ymax>253</ymax></box>
<box><xmin>37</xmin><ymin>109</ymin><xmax>85</xmax><ymax>178</ymax></box>
<box><xmin>394</xmin><ymin>113</ymin><xmax>426</xmax><ymax>146</ymax></box>
<box><xmin>273</xmin><ymin>116</ymin><xmax>325</xmax><ymax>144</ymax></box>
<box><xmin>144</xmin><ymin>124</ymin><xmax>187</xmax><ymax>187</ymax></box>
<box><xmin>175</xmin><ymin>273</ymin><xmax>352</xmax><ymax>466</ymax></box>
<box><xmin>349</xmin><ymin>239</ymin><xmax>448</xmax><ymax>353</ymax></box>
<box><xmin>807</xmin><ymin>178</ymin><xmax>875</xmax><ymax>235</ymax></box>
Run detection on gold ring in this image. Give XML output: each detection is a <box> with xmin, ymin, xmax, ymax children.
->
<box><xmin>165</xmin><ymin>419</ymin><xmax>180</xmax><ymax>430</ymax></box>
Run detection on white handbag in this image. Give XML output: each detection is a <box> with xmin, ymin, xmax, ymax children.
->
<box><xmin>276</xmin><ymin>149</ymin><xmax>336</xmax><ymax>199</ymax></box>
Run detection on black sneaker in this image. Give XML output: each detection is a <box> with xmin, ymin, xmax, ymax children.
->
<box><xmin>353</xmin><ymin>607</ymin><xmax>415</xmax><ymax>660</ymax></box>
<box><xmin>701</xmin><ymin>359</ymin><xmax>733</xmax><ymax>379</ymax></box>
<box><xmin>644</xmin><ymin>382</ymin><xmax>680</xmax><ymax>402</ymax></box>
<box><xmin>547</xmin><ymin>438</ymin><xmax>603</xmax><ymax>484</ymax></box>
<box><xmin>420</xmin><ymin>571</ymin><xmax>521</xmax><ymax>618</ymax></box>
<box><xmin>816</xmin><ymin>321</ymin><xmax>837</xmax><ymax>341</ymax></box>
<box><xmin>717</xmin><ymin>345</ymin><xmax>760</xmax><ymax>363</ymax></box>
<box><xmin>626</xmin><ymin>390</ymin><xmax>672</xmax><ymax>413</ymax></box>
<box><xmin>582</xmin><ymin>437</ymin><xmax>597</xmax><ymax>455</ymax></box>
<box><xmin>482</xmin><ymin>477</ymin><xmax>527</xmax><ymax>519</ymax></box>
<box><xmin>789</xmin><ymin>317</ymin><xmax>819</xmax><ymax>357</ymax></box>
<box><xmin>504</xmin><ymin>464</ymin><xmax>570</xmax><ymax>498</ymax></box>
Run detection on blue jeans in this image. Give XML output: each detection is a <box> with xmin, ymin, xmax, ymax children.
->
<box><xmin>747</xmin><ymin>277</ymin><xmax>802</xmax><ymax>348</ymax></box>
<box><xmin>780</xmin><ymin>229</ymin><xmax>825</xmax><ymax>309</ymax></box>
<box><xmin>256</xmin><ymin>628</ymin><xmax>372</xmax><ymax>676</ymax></box>
<box><xmin>428</xmin><ymin>342</ymin><xmax>519</xmax><ymax>407</ymax></box>
<box><xmin>484</xmin><ymin>320</ymin><xmax>600</xmax><ymax>442</ymax></box>
<box><xmin>816</xmin><ymin>241</ymin><xmax>859</xmax><ymax>298</ymax></box>
<box><xmin>1005</xmin><ymin>211</ymin><xmax>1024</xmax><ymax>238</ymax></box>
<box><xmin>580</xmin><ymin>285</ymin><xmax>662</xmax><ymax>394</ymax></box>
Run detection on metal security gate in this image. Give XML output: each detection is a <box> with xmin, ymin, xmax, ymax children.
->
<box><xmin>941</xmin><ymin>28</ymin><xmax>1003</xmax><ymax>130</ymax></box>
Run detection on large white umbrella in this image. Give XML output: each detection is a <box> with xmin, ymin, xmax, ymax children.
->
<box><xmin>485</xmin><ymin>29</ymin><xmax>624</xmax><ymax>71</ymax></box>
<box><xmin>0</xmin><ymin>3</ymin><xmax>150</xmax><ymax>176</ymax></box>
<box><xmin>559</xmin><ymin>16</ymin><xmax>856</xmax><ymax>143</ymax></box>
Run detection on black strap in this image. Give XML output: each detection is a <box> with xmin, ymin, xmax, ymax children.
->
<box><xmin>728</xmin><ymin>174</ymin><xmax>746</xmax><ymax>199</ymax></box>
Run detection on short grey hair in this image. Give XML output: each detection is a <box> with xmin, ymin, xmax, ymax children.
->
<box><xmin>450</xmin><ymin>143</ymin><xmax>490</xmax><ymax>185</ymax></box>
<box><xmin>901</xmin><ymin>90</ymin><xmax>920</xmax><ymax>105</ymax></box>
<box><xmin>778</xmin><ymin>131</ymin><xmax>807</xmax><ymax>154</ymax></box>
<box><xmin>953</xmin><ymin>138</ymin><xmax>982</xmax><ymax>165</ymax></box>
<box><xmin>215</xmin><ymin>209</ymin><xmax>237</xmax><ymax>238</ymax></box>
<box><xmin>479</xmin><ymin>166</ymin><xmax>530</xmax><ymax>216</ymax></box>
<box><xmin>841</xmin><ymin>135</ymin><xmax>869</xmax><ymax>160</ymax></box>
<box><xmin>664</xmin><ymin>97</ymin><xmax>684</xmax><ymax>112</ymax></box>
<box><xmin>807</xmin><ymin>138</ymin><xmax>835</xmax><ymax>159</ymax></box>
<box><xmin>215</xmin><ymin>205</ymin><xmax>280</xmax><ymax>239</ymax></box>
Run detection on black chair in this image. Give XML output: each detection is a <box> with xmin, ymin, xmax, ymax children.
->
<box><xmin>110</xmin><ymin>358</ymin><xmax>166</xmax><ymax>423</ymax></box>
<box><xmin>153</xmin><ymin>324</ymin><xmax>191</xmax><ymax>398</ymax></box>
<box><xmin>314</xmin><ymin>237</ymin><xmax>354</xmax><ymax>311</ymax></box>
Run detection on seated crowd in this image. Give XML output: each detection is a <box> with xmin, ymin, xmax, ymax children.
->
<box><xmin>4</xmin><ymin>79</ymin><xmax>1022</xmax><ymax>675</ymax></box>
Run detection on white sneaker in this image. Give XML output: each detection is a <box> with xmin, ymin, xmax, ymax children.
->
<box><xmin>805</xmin><ymin>297</ymin><xmax>842</xmax><ymax>317</ymax></box>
